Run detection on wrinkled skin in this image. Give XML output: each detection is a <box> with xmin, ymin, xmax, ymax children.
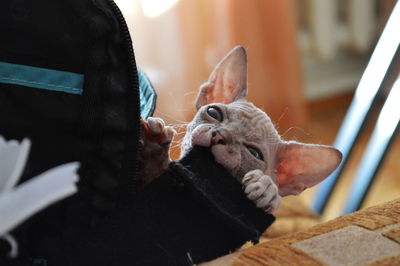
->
<box><xmin>179</xmin><ymin>100</ymin><xmax>283</xmax><ymax>212</ymax></box>
<box><xmin>140</xmin><ymin>46</ymin><xmax>342</xmax><ymax>213</ymax></box>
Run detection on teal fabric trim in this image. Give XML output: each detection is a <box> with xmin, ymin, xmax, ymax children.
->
<box><xmin>0</xmin><ymin>62</ymin><xmax>84</xmax><ymax>95</ymax></box>
<box><xmin>138</xmin><ymin>69</ymin><xmax>157</xmax><ymax>119</ymax></box>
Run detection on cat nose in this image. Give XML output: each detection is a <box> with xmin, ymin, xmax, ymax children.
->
<box><xmin>211</xmin><ymin>129</ymin><xmax>227</xmax><ymax>145</ymax></box>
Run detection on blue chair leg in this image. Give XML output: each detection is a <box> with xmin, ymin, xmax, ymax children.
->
<box><xmin>312</xmin><ymin>1</ymin><xmax>400</xmax><ymax>214</ymax></box>
<box><xmin>342</xmin><ymin>76</ymin><xmax>400</xmax><ymax>215</ymax></box>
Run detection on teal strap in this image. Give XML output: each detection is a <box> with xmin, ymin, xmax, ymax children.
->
<box><xmin>0</xmin><ymin>62</ymin><xmax>84</xmax><ymax>95</ymax></box>
<box><xmin>138</xmin><ymin>70</ymin><xmax>157</xmax><ymax>119</ymax></box>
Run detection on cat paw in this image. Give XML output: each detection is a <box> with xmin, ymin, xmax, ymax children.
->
<box><xmin>242</xmin><ymin>169</ymin><xmax>282</xmax><ymax>213</ymax></box>
<box><xmin>139</xmin><ymin>117</ymin><xmax>176</xmax><ymax>187</ymax></box>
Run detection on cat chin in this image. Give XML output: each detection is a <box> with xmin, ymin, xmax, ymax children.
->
<box><xmin>210</xmin><ymin>145</ymin><xmax>240</xmax><ymax>172</ymax></box>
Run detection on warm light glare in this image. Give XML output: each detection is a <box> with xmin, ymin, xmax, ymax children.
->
<box><xmin>140</xmin><ymin>0</ymin><xmax>179</xmax><ymax>18</ymax></box>
<box><xmin>114</xmin><ymin>0</ymin><xmax>135</xmax><ymax>14</ymax></box>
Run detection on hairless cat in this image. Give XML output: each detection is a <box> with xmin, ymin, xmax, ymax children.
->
<box><xmin>140</xmin><ymin>46</ymin><xmax>342</xmax><ymax>213</ymax></box>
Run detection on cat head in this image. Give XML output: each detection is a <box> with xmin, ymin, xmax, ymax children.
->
<box><xmin>181</xmin><ymin>46</ymin><xmax>342</xmax><ymax>197</ymax></box>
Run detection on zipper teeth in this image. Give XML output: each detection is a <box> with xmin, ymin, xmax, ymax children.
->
<box><xmin>107</xmin><ymin>0</ymin><xmax>141</xmax><ymax>192</ymax></box>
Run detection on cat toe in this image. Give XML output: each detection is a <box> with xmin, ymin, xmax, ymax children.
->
<box><xmin>255</xmin><ymin>190</ymin><xmax>275</xmax><ymax>209</ymax></box>
<box><xmin>159</xmin><ymin>126</ymin><xmax>176</xmax><ymax>145</ymax></box>
<box><xmin>261</xmin><ymin>185</ymin><xmax>281</xmax><ymax>213</ymax></box>
<box><xmin>245</xmin><ymin>182</ymin><xmax>266</xmax><ymax>200</ymax></box>
<box><xmin>264</xmin><ymin>179</ymin><xmax>279</xmax><ymax>195</ymax></box>
<box><xmin>242</xmin><ymin>169</ymin><xmax>263</xmax><ymax>185</ymax></box>
<box><xmin>264</xmin><ymin>194</ymin><xmax>281</xmax><ymax>213</ymax></box>
<box><xmin>147</xmin><ymin>117</ymin><xmax>165</xmax><ymax>137</ymax></box>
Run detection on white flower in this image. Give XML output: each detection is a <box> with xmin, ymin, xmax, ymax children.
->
<box><xmin>0</xmin><ymin>136</ymin><xmax>31</xmax><ymax>196</ymax></box>
<box><xmin>0</xmin><ymin>135</ymin><xmax>79</xmax><ymax>258</ymax></box>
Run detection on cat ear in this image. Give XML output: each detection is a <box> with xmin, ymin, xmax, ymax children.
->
<box><xmin>274</xmin><ymin>142</ymin><xmax>342</xmax><ymax>197</ymax></box>
<box><xmin>195</xmin><ymin>46</ymin><xmax>248</xmax><ymax>110</ymax></box>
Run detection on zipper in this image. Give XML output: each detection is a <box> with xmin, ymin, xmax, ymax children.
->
<box><xmin>106</xmin><ymin>0</ymin><xmax>142</xmax><ymax>194</ymax></box>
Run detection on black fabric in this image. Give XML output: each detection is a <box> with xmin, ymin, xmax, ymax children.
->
<box><xmin>1</xmin><ymin>147</ymin><xmax>274</xmax><ymax>265</ymax></box>
<box><xmin>126</xmin><ymin>146</ymin><xmax>275</xmax><ymax>265</ymax></box>
<box><xmin>0</xmin><ymin>0</ymin><xmax>142</xmax><ymax>263</ymax></box>
<box><xmin>0</xmin><ymin>0</ymin><xmax>141</xmax><ymax>211</ymax></box>
<box><xmin>1</xmin><ymin>0</ymin><xmax>274</xmax><ymax>265</ymax></box>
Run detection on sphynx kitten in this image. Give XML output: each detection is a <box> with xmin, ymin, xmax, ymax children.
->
<box><xmin>140</xmin><ymin>46</ymin><xmax>342</xmax><ymax>213</ymax></box>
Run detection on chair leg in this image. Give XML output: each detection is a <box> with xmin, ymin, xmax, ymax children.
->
<box><xmin>342</xmin><ymin>76</ymin><xmax>400</xmax><ymax>215</ymax></box>
<box><xmin>312</xmin><ymin>1</ymin><xmax>400</xmax><ymax>214</ymax></box>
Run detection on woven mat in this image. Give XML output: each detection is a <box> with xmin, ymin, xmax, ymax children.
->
<box><xmin>233</xmin><ymin>197</ymin><xmax>400</xmax><ymax>265</ymax></box>
<box><xmin>260</xmin><ymin>196</ymin><xmax>320</xmax><ymax>241</ymax></box>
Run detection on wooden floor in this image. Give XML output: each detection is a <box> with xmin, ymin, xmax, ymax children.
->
<box><xmin>294</xmin><ymin>94</ymin><xmax>400</xmax><ymax>221</ymax></box>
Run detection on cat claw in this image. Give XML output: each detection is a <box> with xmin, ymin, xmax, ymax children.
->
<box><xmin>242</xmin><ymin>169</ymin><xmax>281</xmax><ymax>213</ymax></box>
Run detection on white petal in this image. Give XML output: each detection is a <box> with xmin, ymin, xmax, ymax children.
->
<box><xmin>0</xmin><ymin>162</ymin><xmax>79</xmax><ymax>235</ymax></box>
<box><xmin>0</xmin><ymin>137</ymin><xmax>31</xmax><ymax>194</ymax></box>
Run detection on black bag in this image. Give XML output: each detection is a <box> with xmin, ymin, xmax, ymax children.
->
<box><xmin>0</xmin><ymin>0</ymin><xmax>274</xmax><ymax>265</ymax></box>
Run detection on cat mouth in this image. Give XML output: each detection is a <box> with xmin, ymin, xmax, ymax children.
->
<box><xmin>210</xmin><ymin>145</ymin><xmax>238</xmax><ymax>171</ymax></box>
<box><xmin>188</xmin><ymin>125</ymin><xmax>237</xmax><ymax>167</ymax></box>
<box><xmin>191</xmin><ymin>134</ymin><xmax>212</xmax><ymax>148</ymax></box>
<box><xmin>190</xmin><ymin>126</ymin><xmax>213</xmax><ymax>148</ymax></box>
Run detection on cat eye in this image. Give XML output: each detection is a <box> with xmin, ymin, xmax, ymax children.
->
<box><xmin>246</xmin><ymin>146</ymin><xmax>263</xmax><ymax>161</ymax></box>
<box><xmin>207</xmin><ymin>107</ymin><xmax>223</xmax><ymax>122</ymax></box>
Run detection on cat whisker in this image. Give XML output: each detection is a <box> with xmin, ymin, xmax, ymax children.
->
<box><xmin>170</xmin><ymin>136</ymin><xmax>185</xmax><ymax>148</ymax></box>
<box><xmin>281</xmin><ymin>126</ymin><xmax>310</xmax><ymax>140</ymax></box>
<box><xmin>277</xmin><ymin>107</ymin><xmax>289</xmax><ymax>124</ymax></box>
<box><xmin>151</xmin><ymin>111</ymin><xmax>190</xmax><ymax>125</ymax></box>
<box><xmin>183</xmin><ymin>91</ymin><xmax>197</xmax><ymax>97</ymax></box>
<box><xmin>170</xmin><ymin>123</ymin><xmax>189</xmax><ymax>130</ymax></box>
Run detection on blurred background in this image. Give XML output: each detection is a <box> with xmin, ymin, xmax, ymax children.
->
<box><xmin>115</xmin><ymin>0</ymin><xmax>399</xmax><ymax>220</ymax></box>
